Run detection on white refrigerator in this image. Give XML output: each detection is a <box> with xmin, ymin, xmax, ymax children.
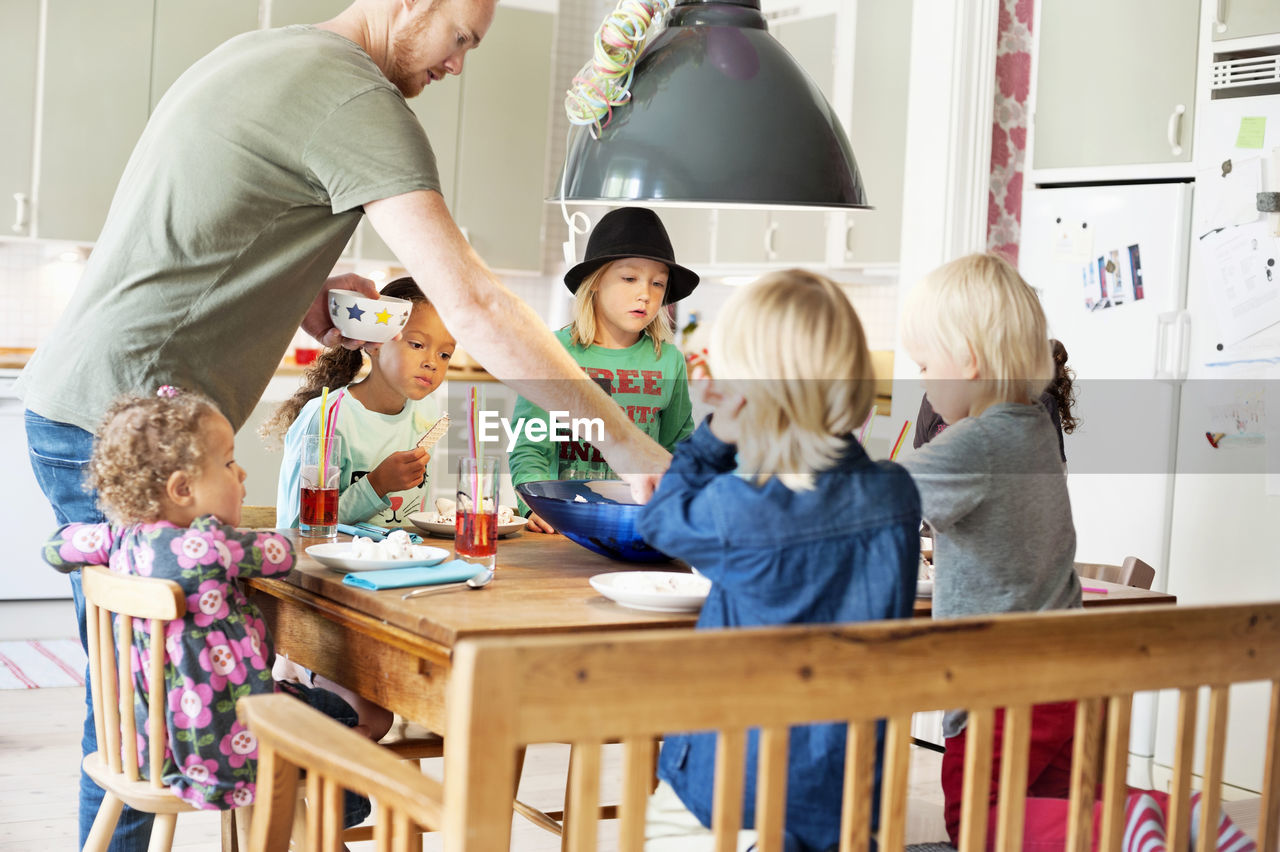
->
<box><xmin>1019</xmin><ymin>181</ymin><xmax>1193</xmax><ymax>786</ymax></box>
<box><xmin>1020</xmin><ymin>80</ymin><xmax>1280</xmax><ymax>794</ymax></box>
<box><xmin>1155</xmin><ymin>82</ymin><xmax>1280</xmax><ymax>797</ymax></box>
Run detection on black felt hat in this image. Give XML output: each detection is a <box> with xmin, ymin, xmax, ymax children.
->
<box><xmin>563</xmin><ymin>207</ymin><xmax>700</xmax><ymax>303</ymax></box>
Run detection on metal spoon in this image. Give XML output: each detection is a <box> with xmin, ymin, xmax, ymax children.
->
<box><xmin>401</xmin><ymin>566</ymin><xmax>494</xmax><ymax>600</ymax></box>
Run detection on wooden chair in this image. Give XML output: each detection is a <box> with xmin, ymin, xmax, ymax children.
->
<box><xmin>1074</xmin><ymin>555</ymin><xmax>1156</xmax><ymax>589</ymax></box>
<box><xmin>80</xmin><ymin>565</ymin><xmax>242</xmax><ymax>852</ymax></box>
<box><xmin>241</xmin><ymin>602</ymin><xmax>1280</xmax><ymax>852</ymax></box>
<box><xmin>239</xmin><ymin>693</ymin><xmax>443</xmax><ymax>850</ymax></box>
<box><xmin>240</xmin><ymin>505</ymin><xmax>279</xmax><ymax>529</ymax></box>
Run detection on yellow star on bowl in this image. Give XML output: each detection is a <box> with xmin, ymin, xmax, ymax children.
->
<box><xmin>375</xmin><ymin>308</ymin><xmax>392</xmax><ymax>325</ymax></box>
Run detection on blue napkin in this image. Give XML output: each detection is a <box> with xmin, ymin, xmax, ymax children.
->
<box><xmin>341</xmin><ymin>559</ymin><xmax>481</xmax><ymax>591</ymax></box>
<box><xmin>337</xmin><ymin>522</ymin><xmax>423</xmax><ymax>544</ymax></box>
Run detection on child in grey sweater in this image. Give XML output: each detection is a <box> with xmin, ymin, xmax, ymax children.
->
<box><xmin>898</xmin><ymin>252</ymin><xmax>1082</xmax><ymax>848</ymax></box>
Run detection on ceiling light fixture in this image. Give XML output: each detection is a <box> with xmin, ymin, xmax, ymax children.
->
<box><xmin>553</xmin><ymin>0</ymin><xmax>868</xmax><ymax>211</ymax></box>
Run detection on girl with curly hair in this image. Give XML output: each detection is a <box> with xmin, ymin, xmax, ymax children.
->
<box><xmin>42</xmin><ymin>389</ymin><xmax>371</xmax><ymax>825</ymax></box>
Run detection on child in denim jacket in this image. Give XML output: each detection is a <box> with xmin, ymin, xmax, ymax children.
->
<box><xmin>637</xmin><ymin>269</ymin><xmax>921</xmax><ymax>852</ymax></box>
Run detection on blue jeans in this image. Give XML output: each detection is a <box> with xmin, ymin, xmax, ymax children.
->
<box><xmin>25</xmin><ymin>411</ymin><xmax>154</xmax><ymax>852</ymax></box>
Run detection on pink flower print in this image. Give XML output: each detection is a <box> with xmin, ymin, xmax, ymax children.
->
<box><xmin>164</xmin><ymin>621</ymin><xmax>186</xmax><ymax>667</ymax></box>
<box><xmin>1003</xmin><ymin>173</ymin><xmax>1024</xmax><ymax>219</ymax></box>
<box><xmin>61</xmin><ymin>525</ymin><xmax>107</xmax><ymax>564</ymax></box>
<box><xmin>198</xmin><ymin>633</ymin><xmax>246</xmax><ymax>690</ymax></box>
<box><xmin>235</xmin><ymin>625</ymin><xmax>268</xmax><ymax>670</ymax></box>
<box><xmin>135</xmin><ymin>732</ymin><xmax>148</xmax><ymax>769</ymax></box>
<box><xmin>190</xmin><ymin>580</ymin><xmax>229</xmax><ymax>627</ymax></box>
<box><xmin>168</xmin><ymin>677</ymin><xmax>214</xmax><ymax>729</ymax></box>
<box><xmin>995</xmin><ymin>50</ymin><xmax>1030</xmax><ymax>102</ymax></box>
<box><xmin>179</xmin><ymin>753</ymin><xmax>220</xmax><ymax>785</ymax></box>
<box><xmin>175</xmin><ymin>786</ymin><xmax>209</xmax><ymax>809</ymax></box>
<box><xmin>225</xmin><ymin>784</ymin><xmax>255</xmax><ymax>809</ymax></box>
<box><xmin>219</xmin><ymin>533</ymin><xmax>245</xmax><ymax>566</ymax></box>
<box><xmin>219</xmin><ymin>721</ymin><xmax>257</xmax><ymax>768</ymax></box>
<box><xmin>256</xmin><ymin>534</ymin><xmax>293</xmax><ymax>574</ymax></box>
<box><xmin>131</xmin><ymin>542</ymin><xmax>156</xmax><ymax>577</ymax></box>
<box><xmin>170</xmin><ymin>530</ymin><xmax>219</xmax><ymax>570</ymax></box>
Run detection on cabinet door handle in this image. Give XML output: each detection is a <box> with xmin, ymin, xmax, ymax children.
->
<box><xmin>764</xmin><ymin>221</ymin><xmax>778</xmax><ymax>261</ymax></box>
<box><xmin>1166</xmin><ymin>104</ymin><xmax>1186</xmax><ymax>157</ymax></box>
<box><xmin>1215</xmin><ymin>0</ymin><xmax>1228</xmax><ymax>32</ymax></box>
<box><xmin>11</xmin><ymin>192</ymin><xmax>29</xmax><ymax>234</ymax></box>
<box><xmin>845</xmin><ymin>220</ymin><xmax>855</xmax><ymax>257</ymax></box>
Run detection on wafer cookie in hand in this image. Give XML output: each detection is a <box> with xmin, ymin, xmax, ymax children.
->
<box><xmin>416</xmin><ymin>413</ymin><xmax>450</xmax><ymax>450</ymax></box>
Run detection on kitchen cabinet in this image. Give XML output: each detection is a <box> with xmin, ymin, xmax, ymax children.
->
<box><xmin>358</xmin><ymin>5</ymin><xmax>554</xmax><ymax>273</ymax></box>
<box><xmin>37</xmin><ymin>0</ymin><xmax>154</xmax><ymax>243</ymax></box>
<box><xmin>270</xmin><ymin>0</ymin><xmax>348</xmax><ymax>26</ymax></box>
<box><xmin>357</xmin><ymin>77</ymin><xmax>463</xmax><ymax>266</ymax></box>
<box><xmin>22</xmin><ymin>0</ymin><xmax>258</xmax><ymax>243</ymax></box>
<box><xmin>451</xmin><ymin>6</ymin><xmax>554</xmax><ymax>272</ymax></box>
<box><xmin>841</xmin><ymin>0</ymin><xmax>911</xmax><ymax>264</ymax></box>
<box><xmin>0</xmin><ymin>371</ymin><xmax>66</xmax><ymax>599</ymax></box>
<box><xmin>710</xmin><ymin>13</ymin><xmax>835</xmax><ymax>267</ymax></box>
<box><xmin>670</xmin><ymin>0</ymin><xmax>909</xmax><ymax>270</ymax></box>
<box><xmin>150</xmin><ymin>0</ymin><xmax>260</xmax><ymax>111</ymax></box>
<box><xmin>0</xmin><ymin>0</ymin><xmax>39</xmax><ymax>238</ymax></box>
<box><xmin>1210</xmin><ymin>0</ymin><xmax>1280</xmax><ymax>41</ymax></box>
<box><xmin>1032</xmin><ymin>0</ymin><xmax>1199</xmax><ymax>171</ymax></box>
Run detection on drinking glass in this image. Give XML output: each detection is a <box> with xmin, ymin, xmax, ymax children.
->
<box><xmin>456</xmin><ymin>457</ymin><xmax>498</xmax><ymax>570</ymax></box>
<box><xmin>300</xmin><ymin>435</ymin><xmax>342</xmax><ymax>538</ymax></box>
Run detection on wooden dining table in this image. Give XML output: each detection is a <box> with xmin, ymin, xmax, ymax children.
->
<box><xmin>244</xmin><ymin>530</ymin><xmax>1175</xmax><ymax>735</ymax></box>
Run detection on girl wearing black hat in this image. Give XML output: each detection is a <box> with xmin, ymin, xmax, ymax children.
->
<box><xmin>510</xmin><ymin>207</ymin><xmax>700</xmax><ymax>532</ymax></box>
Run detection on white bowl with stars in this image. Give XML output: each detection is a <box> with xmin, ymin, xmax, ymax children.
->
<box><xmin>328</xmin><ymin>289</ymin><xmax>412</xmax><ymax>343</ymax></box>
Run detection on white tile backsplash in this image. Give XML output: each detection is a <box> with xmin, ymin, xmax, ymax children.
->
<box><xmin>1</xmin><ymin>233</ymin><xmax>896</xmax><ymax>358</ymax></box>
<box><xmin>0</xmin><ymin>239</ymin><xmax>85</xmax><ymax>348</ymax></box>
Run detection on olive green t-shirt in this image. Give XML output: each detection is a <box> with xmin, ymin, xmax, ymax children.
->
<box><xmin>18</xmin><ymin>26</ymin><xmax>440</xmax><ymax>432</ymax></box>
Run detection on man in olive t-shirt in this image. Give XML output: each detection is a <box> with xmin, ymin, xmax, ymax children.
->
<box><xmin>21</xmin><ymin>2</ymin><xmax>670</xmax><ymax>848</ymax></box>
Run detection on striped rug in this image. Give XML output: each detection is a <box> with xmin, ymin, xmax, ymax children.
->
<box><xmin>0</xmin><ymin>639</ymin><xmax>86</xmax><ymax>689</ymax></box>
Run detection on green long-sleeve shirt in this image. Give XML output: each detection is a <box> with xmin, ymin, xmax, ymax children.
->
<box><xmin>509</xmin><ymin>329</ymin><xmax>694</xmax><ymax>513</ymax></box>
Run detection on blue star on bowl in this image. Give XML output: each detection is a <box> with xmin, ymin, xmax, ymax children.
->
<box><xmin>346</xmin><ymin>304</ymin><xmax>366</xmax><ymax>321</ymax></box>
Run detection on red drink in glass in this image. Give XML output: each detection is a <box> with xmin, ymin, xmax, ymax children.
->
<box><xmin>455</xmin><ymin>511</ymin><xmax>498</xmax><ymax>559</ymax></box>
<box><xmin>300</xmin><ymin>486</ymin><xmax>339</xmax><ymax>536</ymax></box>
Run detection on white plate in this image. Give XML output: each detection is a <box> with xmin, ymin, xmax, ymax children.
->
<box><xmin>917</xmin><ymin>579</ymin><xmax>934</xmax><ymax>598</ymax></box>
<box><xmin>305</xmin><ymin>542</ymin><xmax>450</xmax><ymax>573</ymax></box>
<box><xmin>407</xmin><ymin>511</ymin><xmax>529</xmax><ymax>538</ymax></box>
<box><xmin>589</xmin><ymin>571</ymin><xmax>711</xmax><ymax>613</ymax></box>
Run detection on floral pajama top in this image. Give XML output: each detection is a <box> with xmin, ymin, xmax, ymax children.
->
<box><xmin>44</xmin><ymin>516</ymin><xmax>294</xmax><ymax>810</ymax></box>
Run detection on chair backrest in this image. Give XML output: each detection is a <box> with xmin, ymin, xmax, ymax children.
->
<box><xmin>81</xmin><ymin>564</ymin><xmax>186</xmax><ymax>788</ymax></box>
<box><xmin>236</xmin><ymin>693</ymin><xmax>442</xmax><ymax>851</ymax></box>
<box><xmin>239</xmin><ymin>505</ymin><xmax>278</xmax><ymax>529</ymax></box>
<box><xmin>1074</xmin><ymin>556</ymin><xmax>1156</xmax><ymax>590</ymax></box>
<box><xmin>442</xmin><ymin>603</ymin><xmax>1280</xmax><ymax>852</ymax></box>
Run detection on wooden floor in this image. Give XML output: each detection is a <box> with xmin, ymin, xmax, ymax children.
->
<box><xmin>0</xmin><ymin>685</ymin><xmax>948</xmax><ymax>851</ymax></box>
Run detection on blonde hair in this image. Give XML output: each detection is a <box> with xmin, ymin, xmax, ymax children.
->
<box><xmin>88</xmin><ymin>392</ymin><xmax>222</xmax><ymax>525</ymax></box>
<box><xmin>710</xmin><ymin>269</ymin><xmax>875</xmax><ymax>491</ymax></box>
<box><xmin>900</xmin><ymin>253</ymin><xmax>1053</xmax><ymax>412</ymax></box>
<box><xmin>568</xmin><ymin>261</ymin><xmax>674</xmax><ymax>356</ymax></box>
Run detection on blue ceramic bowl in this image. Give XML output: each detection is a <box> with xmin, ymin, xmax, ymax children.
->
<box><xmin>515</xmin><ymin>479</ymin><xmax>671</xmax><ymax>563</ymax></box>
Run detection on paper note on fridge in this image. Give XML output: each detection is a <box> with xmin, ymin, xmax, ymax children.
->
<box><xmin>1194</xmin><ymin>157</ymin><xmax>1262</xmax><ymax>239</ymax></box>
<box><xmin>1201</xmin><ymin>221</ymin><xmax>1280</xmax><ymax>345</ymax></box>
<box><xmin>1050</xmin><ymin>219</ymin><xmax>1093</xmax><ymax>265</ymax></box>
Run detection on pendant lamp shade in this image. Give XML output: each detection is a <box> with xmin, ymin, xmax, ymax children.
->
<box><xmin>554</xmin><ymin>0</ymin><xmax>869</xmax><ymax>210</ymax></box>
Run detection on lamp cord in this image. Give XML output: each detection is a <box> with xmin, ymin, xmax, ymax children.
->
<box><xmin>559</xmin><ymin>126</ymin><xmax>591</xmax><ymax>266</ymax></box>
<box><xmin>564</xmin><ymin>0</ymin><xmax>673</xmax><ymax>138</ymax></box>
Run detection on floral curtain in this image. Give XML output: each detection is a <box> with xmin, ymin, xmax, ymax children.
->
<box><xmin>987</xmin><ymin>0</ymin><xmax>1033</xmax><ymax>264</ymax></box>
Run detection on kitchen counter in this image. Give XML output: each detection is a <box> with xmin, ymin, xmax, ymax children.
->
<box><xmin>0</xmin><ymin>347</ymin><xmax>497</xmax><ymax>382</ymax></box>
